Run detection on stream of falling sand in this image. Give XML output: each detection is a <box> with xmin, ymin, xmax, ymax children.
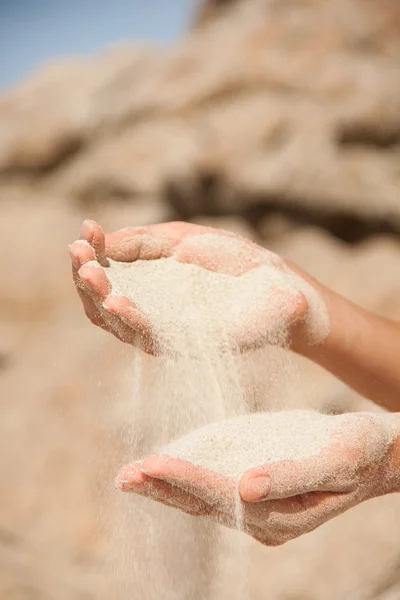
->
<box><xmin>96</xmin><ymin>245</ymin><xmax>329</xmax><ymax>599</ymax></box>
<box><xmin>110</xmin><ymin>343</ymin><xmax>303</xmax><ymax>599</ymax></box>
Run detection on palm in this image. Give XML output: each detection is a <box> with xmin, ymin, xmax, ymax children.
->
<box><xmin>116</xmin><ymin>412</ymin><xmax>393</xmax><ymax>546</ymax></box>
<box><xmin>69</xmin><ymin>220</ymin><xmax>309</xmax><ymax>352</ymax></box>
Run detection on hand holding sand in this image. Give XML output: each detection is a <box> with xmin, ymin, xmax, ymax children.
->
<box><xmin>117</xmin><ymin>410</ymin><xmax>400</xmax><ymax>546</ymax></box>
<box><xmin>69</xmin><ymin>220</ymin><xmax>329</xmax><ymax>353</ymax></box>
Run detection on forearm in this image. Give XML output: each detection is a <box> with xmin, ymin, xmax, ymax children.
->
<box><xmin>297</xmin><ymin>282</ymin><xmax>400</xmax><ymax>412</ymax></box>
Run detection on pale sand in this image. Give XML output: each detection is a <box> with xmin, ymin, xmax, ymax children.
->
<box><xmin>161</xmin><ymin>410</ymin><xmax>336</xmax><ymax>481</ymax></box>
<box><xmin>95</xmin><ymin>233</ymin><xmax>331</xmax><ymax>598</ymax></box>
<box><xmin>88</xmin><ymin>232</ymin><xmax>330</xmax><ymax>350</ymax></box>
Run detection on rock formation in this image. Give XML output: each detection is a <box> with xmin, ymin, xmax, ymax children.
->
<box><xmin>0</xmin><ymin>0</ymin><xmax>399</xmax><ymax>597</ymax></box>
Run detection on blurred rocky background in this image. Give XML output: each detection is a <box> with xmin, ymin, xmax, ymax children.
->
<box><xmin>1</xmin><ymin>0</ymin><xmax>400</xmax><ymax>597</ymax></box>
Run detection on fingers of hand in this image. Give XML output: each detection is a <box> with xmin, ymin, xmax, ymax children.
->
<box><xmin>79</xmin><ymin>220</ymin><xmax>170</xmax><ymax>263</ymax></box>
<box><xmin>137</xmin><ymin>456</ymin><xmax>261</xmax><ymax>530</ymax></box>
<box><xmin>141</xmin><ymin>456</ymin><xmax>236</xmax><ymax>510</ymax></box>
<box><xmin>70</xmin><ymin>239</ymin><xmax>155</xmax><ymax>347</ymax></box>
<box><xmin>116</xmin><ymin>458</ymin><xmax>356</xmax><ymax>547</ymax></box>
<box><xmin>240</xmin><ymin>415</ymin><xmax>383</xmax><ymax>505</ymax></box>
<box><xmin>69</xmin><ymin>220</ymin><xmax>107</xmax><ymax>279</ymax></box>
<box><xmin>77</xmin><ymin>269</ymin><xmax>146</xmax><ymax>345</ymax></box>
<box><xmin>238</xmin><ymin>472</ymin><xmax>271</xmax><ymax>503</ymax></box>
<box><xmin>104</xmin><ymin>296</ymin><xmax>156</xmax><ymax>352</ymax></box>
<box><xmin>105</xmin><ymin>228</ymin><xmax>175</xmax><ymax>262</ymax></box>
<box><xmin>78</xmin><ymin>264</ymin><xmax>112</xmax><ymax>302</ymax></box>
<box><xmin>68</xmin><ymin>241</ymin><xmax>105</xmax><ymax>326</ymax></box>
<box><xmin>69</xmin><ymin>240</ymin><xmax>95</xmax><ymax>274</ymax></box>
<box><xmin>239</xmin><ymin>459</ymin><xmax>327</xmax><ymax>502</ymax></box>
<box><xmin>174</xmin><ymin>236</ymin><xmax>262</xmax><ymax>277</ymax></box>
<box><xmin>116</xmin><ymin>463</ymin><xmax>213</xmax><ymax>517</ymax></box>
<box><xmin>69</xmin><ymin>241</ymin><xmax>128</xmax><ymax>334</ymax></box>
<box><xmin>243</xmin><ymin>490</ymin><xmax>355</xmax><ymax>546</ymax></box>
<box><xmin>239</xmin><ymin>450</ymin><xmax>354</xmax><ymax>503</ymax></box>
<box><xmin>79</xmin><ymin>219</ymin><xmax>108</xmax><ymax>267</ymax></box>
<box><xmin>279</xmin><ymin>489</ymin><xmax>359</xmax><ymax>539</ymax></box>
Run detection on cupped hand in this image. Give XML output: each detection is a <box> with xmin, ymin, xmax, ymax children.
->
<box><xmin>69</xmin><ymin>219</ymin><xmax>322</xmax><ymax>353</ymax></box>
<box><xmin>116</xmin><ymin>412</ymin><xmax>399</xmax><ymax>546</ymax></box>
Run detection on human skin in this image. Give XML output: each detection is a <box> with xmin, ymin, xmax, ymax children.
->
<box><xmin>69</xmin><ymin>219</ymin><xmax>400</xmax><ymax>544</ymax></box>
<box><xmin>68</xmin><ymin>219</ymin><xmax>309</xmax><ymax>353</ymax></box>
<box><xmin>116</xmin><ymin>411</ymin><xmax>400</xmax><ymax>547</ymax></box>
<box><xmin>69</xmin><ymin>219</ymin><xmax>400</xmax><ymax>411</ymax></box>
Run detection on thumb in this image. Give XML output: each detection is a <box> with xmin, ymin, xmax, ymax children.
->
<box><xmin>105</xmin><ymin>228</ymin><xmax>174</xmax><ymax>262</ymax></box>
<box><xmin>239</xmin><ymin>449</ymin><xmax>353</xmax><ymax>502</ymax></box>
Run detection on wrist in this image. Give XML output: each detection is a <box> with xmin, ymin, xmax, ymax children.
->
<box><xmin>290</xmin><ymin>280</ymin><xmax>340</xmax><ymax>359</ymax></box>
<box><xmin>293</xmin><ymin>282</ymin><xmax>359</xmax><ymax>365</ymax></box>
<box><xmin>284</xmin><ymin>261</ymin><xmax>334</xmax><ymax>356</ymax></box>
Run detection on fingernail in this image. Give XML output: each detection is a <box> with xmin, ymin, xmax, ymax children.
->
<box><xmin>141</xmin><ymin>457</ymin><xmax>162</xmax><ymax>476</ymax></box>
<box><xmin>115</xmin><ymin>477</ymin><xmax>132</xmax><ymax>490</ymax></box>
<box><xmin>80</xmin><ymin>220</ymin><xmax>94</xmax><ymax>242</ymax></box>
<box><xmin>68</xmin><ymin>247</ymin><xmax>80</xmax><ymax>270</ymax></box>
<box><xmin>115</xmin><ymin>467</ymin><xmax>144</xmax><ymax>490</ymax></box>
<box><xmin>116</xmin><ymin>479</ymin><xmax>143</xmax><ymax>492</ymax></box>
<box><xmin>246</xmin><ymin>476</ymin><xmax>271</xmax><ymax>501</ymax></box>
<box><xmin>141</xmin><ymin>461</ymin><xmax>154</xmax><ymax>476</ymax></box>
